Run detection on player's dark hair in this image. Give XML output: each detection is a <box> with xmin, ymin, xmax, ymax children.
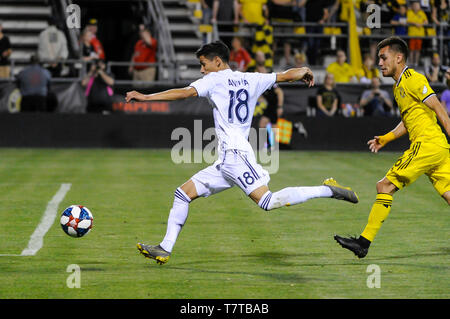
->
<box><xmin>196</xmin><ymin>41</ymin><xmax>230</xmax><ymax>63</ymax></box>
<box><xmin>377</xmin><ymin>36</ymin><xmax>409</xmax><ymax>61</ymax></box>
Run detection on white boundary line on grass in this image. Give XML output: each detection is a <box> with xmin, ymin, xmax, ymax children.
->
<box><xmin>11</xmin><ymin>183</ymin><xmax>72</xmax><ymax>257</ymax></box>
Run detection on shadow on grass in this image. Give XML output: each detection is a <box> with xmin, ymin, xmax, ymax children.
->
<box><xmin>150</xmin><ymin>251</ymin><xmax>347</xmax><ymax>284</ymax></box>
<box><xmin>367</xmin><ymin>247</ymin><xmax>450</xmax><ymax>270</ymax></box>
<box><xmin>167</xmin><ymin>265</ymin><xmax>310</xmax><ymax>284</ymax></box>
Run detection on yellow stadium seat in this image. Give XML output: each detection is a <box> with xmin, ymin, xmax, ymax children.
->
<box><xmin>294</xmin><ymin>27</ymin><xmax>305</xmax><ymax>34</ymax></box>
<box><xmin>194</xmin><ymin>9</ymin><xmax>202</xmax><ymax>19</ymax></box>
<box><xmin>199</xmin><ymin>24</ymin><xmax>213</xmax><ymax>33</ymax></box>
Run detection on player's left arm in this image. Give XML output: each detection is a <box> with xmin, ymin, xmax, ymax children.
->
<box><xmin>126</xmin><ymin>87</ymin><xmax>198</xmax><ymax>102</ymax></box>
<box><xmin>424</xmin><ymin>94</ymin><xmax>450</xmax><ymax>136</ymax></box>
<box><xmin>276</xmin><ymin>67</ymin><xmax>314</xmax><ymax>87</ymax></box>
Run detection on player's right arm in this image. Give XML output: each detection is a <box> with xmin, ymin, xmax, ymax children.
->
<box><xmin>367</xmin><ymin>121</ymin><xmax>407</xmax><ymax>153</ymax></box>
<box><xmin>276</xmin><ymin>67</ymin><xmax>314</xmax><ymax>87</ymax></box>
<box><xmin>423</xmin><ymin>94</ymin><xmax>450</xmax><ymax>137</ymax></box>
<box><xmin>126</xmin><ymin>87</ymin><xmax>198</xmax><ymax>102</ymax></box>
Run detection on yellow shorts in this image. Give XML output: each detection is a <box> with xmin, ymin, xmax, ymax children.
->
<box><xmin>386</xmin><ymin>141</ymin><xmax>450</xmax><ymax>196</ymax></box>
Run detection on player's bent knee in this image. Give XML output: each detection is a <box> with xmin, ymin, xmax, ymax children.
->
<box><xmin>440</xmin><ymin>191</ymin><xmax>450</xmax><ymax>205</ymax></box>
<box><xmin>179</xmin><ymin>180</ymin><xmax>198</xmax><ymax>201</ymax></box>
<box><xmin>376</xmin><ymin>178</ymin><xmax>397</xmax><ymax>195</ymax></box>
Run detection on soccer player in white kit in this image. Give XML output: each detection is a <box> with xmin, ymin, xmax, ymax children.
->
<box><xmin>126</xmin><ymin>41</ymin><xmax>359</xmax><ymax>265</ymax></box>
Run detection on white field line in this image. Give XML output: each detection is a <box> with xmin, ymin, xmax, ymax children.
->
<box><xmin>19</xmin><ymin>183</ymin><xmax>72</xmax><ymax>256</ymax></box>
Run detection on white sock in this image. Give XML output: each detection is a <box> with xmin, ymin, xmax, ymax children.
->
<box><xmin>159</xmin><ymin>188</ymin><xmax>191</xmax><ymax>253</ymax></box>
<box><xmin>258</xmin><ymin>186</ymin><xmax>332</xmax><ymax>211</ymax></box>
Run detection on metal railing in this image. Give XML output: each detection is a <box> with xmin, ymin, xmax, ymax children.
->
<box><xmin>0</xmin><ymin>58</ymin><xmax>201</xmax><ymax>85</ymax></box>
<box><xmin>146</xmin><ymin>0</ymin><xmax>176</xmax><ymax>64</ymax></box>
<box><xmin>0</xmin><ymin>59</ymin><xmax>87</xmax><ymax>83</ymax></box>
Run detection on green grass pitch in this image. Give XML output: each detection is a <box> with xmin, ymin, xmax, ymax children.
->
<box><xmin>0</xmin><ymin>149</ymin><xmax>448</xmax><ymax>299</ymax></box>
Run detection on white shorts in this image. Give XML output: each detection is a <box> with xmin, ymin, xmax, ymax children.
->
<box><xmin>191</xmin><ymin>149</ymin><xmax>270</xmax><ymax>197</ymax></box>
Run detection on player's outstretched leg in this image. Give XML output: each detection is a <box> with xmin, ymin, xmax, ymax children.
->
<box><xmin>256</xmin><ymin>177</ymin><xmax>358</xmax><ymax>211</ymax></box>
<box><xmin>323</xmin><ymin>178</ymin><xmax>359</xmax><ymax>203</ymax></box>
<box><xmin>137</xmin><ymin>186</ymin><xmax>192</xmax><ymax>265</ymax></box>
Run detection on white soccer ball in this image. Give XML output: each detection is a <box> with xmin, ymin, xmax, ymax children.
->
<box><xmin>60</xmin><ymin>205</ymin><xmax>93</xmax><ymax>238</ymax></box>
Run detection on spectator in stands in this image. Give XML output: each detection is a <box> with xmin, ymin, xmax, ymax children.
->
<box><xmin>316</xmin><ymin>73</ymin><xmax>339</xmax><ymax>117</ymax></box>
<box><xmin>390</xmin><ymin>4</ymin><xmax>408</xmax><ymax>36</ymax></box>
<box><xmin>326</xmin><ymin>0</ymin><xmax>340</xmax><ymax>22</ymax></box>
<box><xmin>359</xmin><ymin>77</ymin><xmax>393</xmax><ymax>117</ymax></box>
<box><xmin>360</xmin><ymin>53</ymin><xmax>380</xmax><ymax>84</ymax></box>
<box><xmin>201</xmin><ymin>0</ymin><xmax>214</xmax><ymax>23</ymax></box>
<box><xmin>211</xmin><ymin>0</ymin><xmax>239</xmax><ymax>48</ymax></box>
<box><xmin>0</xmin><ymin>20</ymin><xmax>11</xmax><ymax>79</ymax></box>
<box><xmin>129</xmin><ymin>27</ymin><xmax>158</xmax><ymax>83</ymax></box>
<box><xmin>426</xmin><ymin>52</ymin><xmax>448</xmax><ymax>83</ymax></box>
<box><xmin>293</xmin><ymin>0</ymin><xmax>306</xmax><ymax>24</ymax></box>
<box><xmin>0</xmin><ymin>22</ymin><xmax>11</xmax><ymax>78</ymax></box>
<box><xmin>269</xmin><ymin>0</ymin><xmax>296</xmax><ymax>67</ymax></box>
<box><xmin>418</xmin><ymin>0</ymin><xmax>432</xmax><ymax>18</ymax></box>
<box><xmin>229</xmin><ymin>36</ymin><xmax>252</xmax><ymax>71</ymax></box>
<box><xmin>407</xmin><ymin>0</ymin><xmax>428</xmax><ymax>66</ymax></box>
<box><xmin>440</xmin><ymin>69</ymin><xmax>450</xmax><ymax>115</ymax></box>
<box><xmin>237</xmin><ymin>0</ymin><xmax>269</xmax><ymax>25</ymax></box>
<box><xmin>326</xmin><ymin>49</ymin><xmax>357</xmax><ymax>83</ymax></box>
<box><xmin>86</xmin><ymin>19</ymin><xmax>105</xmax><ymax>60</ymax></box>
<box><xmin>37</xmin><ymin>17</ymin><xmax>69</xmax><ymax>77</ymax></box>
<box><xmin>201</xmin><ymin>0</ymin><xmax>214</xmax><ymax>44</ymax></box>
<box><xmin>431</xmin><ymin>0</ymin><xmax>450</xmax><ymax>64</ymax></box>
<box><xmin>302</xmin><ymin>0</ymin><xmax>330</xmax><ymax>66</ymax></box>
<box><xmin>293</xmin><ymin>51</ymin><xmax>307</xmax><ymax>68</ymax></box>
<box><xmin>80</xmin><ymin>29</ymin><xmax>99</xmax><ymax>62</ymax></box>
<box><xmin>431</xmin><ymin>0</ymin><xmax>448</xmax><ymax>25</ymax></box>
<box><xmin>16</xmin><ymin>55</ymin><xmax>51</xmax><ymax>112</ymax></box>
<box><xmin>81</xmin><ymin>59</ymin><xmax>115</xmax><ymax>114</ymax></box>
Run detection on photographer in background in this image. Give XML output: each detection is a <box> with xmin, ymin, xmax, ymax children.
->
<box><xmin>81</xmin><ymin>59</ymin><xmax>114</xmax><ymax>113</ymax></box>
<box><xmin>359</xmin><ymin>77</ymin><xmax>393</xmax><ymax>117</ymax></box>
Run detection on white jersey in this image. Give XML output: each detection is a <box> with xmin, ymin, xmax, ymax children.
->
<box><xmin>190</xmin><ymin>69</ymin><xmax>276</xmax><ymax>158</ymax></box>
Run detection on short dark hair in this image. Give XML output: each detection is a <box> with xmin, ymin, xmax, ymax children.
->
<box><xmin>195</xmin><ymin>41</ymin><xmax>230</xmax><ymax>63</ymax></box>
<box><xmin>30</xmin><ymin>54</ymin><xmax>39</xmax><ymax>64</ymax></box>
<box><xmin>377</xmin><ymin>36</ymin><xmax>408</xmax><ymax>61</ymax></box>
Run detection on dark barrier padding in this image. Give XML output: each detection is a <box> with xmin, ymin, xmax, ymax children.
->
<box><xmin>286</xmin><ymin>115</ymin><xmax>412</xmax><ymax>151</ymax></box>
<box><xmin>2</xmin><ymin>82</ymin><xmax>447</xmax><ymax>115</ymax></box>
<box><xmin>0</xmin><ymin>113</ymin><xmax>421</xmax><ymax>151</ymax></box>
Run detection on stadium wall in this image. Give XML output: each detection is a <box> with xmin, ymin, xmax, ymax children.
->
<box><xmin>2</xmin><ymin>82</ymin><xmax>447</xmax><ymax>115</ymax></box>
<box><xmin>0</xmin><ymin>113</ymin><xmax>413</xmax><ymax>151</ymax></box>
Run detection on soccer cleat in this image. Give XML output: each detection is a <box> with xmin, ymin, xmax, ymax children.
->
<box><xmin>323</xmin><ymin>178</ymin><xmax>359</xmax><ymax>204</ymax></box>
<box><xmin>137</xmin><ymin>243</ymin><xmax>171</xmax><ymax>265</ymax></box>
<box><xmin>334</xmin><ymin>235</ymin><xmax>368</xmax><ymax>258</ymax></box>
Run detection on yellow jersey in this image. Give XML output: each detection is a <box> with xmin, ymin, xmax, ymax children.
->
<box><xmin>326</xmin><ymin>62</ymin><xmax>355</xmax><ymax>83</ymax></box>
<box><xmin>407</xmin><ymin>9</ymin><xmax>428</xmax><ymax>37</ymax></box>
<box><xmin>393</xmin><ymin>67</ymin><xmax>449</xmax><ymax>149</ymax></box>
<box><xmin>240</xmin><ymin>0</ymin><xmax>267</xmax><ymax>25</ymax></box>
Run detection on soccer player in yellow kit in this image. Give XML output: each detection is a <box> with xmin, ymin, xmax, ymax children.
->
<box><xmin>335</xmin><ymin>36</ymin><xmax>450</xmax><ymax>258</ymax></box>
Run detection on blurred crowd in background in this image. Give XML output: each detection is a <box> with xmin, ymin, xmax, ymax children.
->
<box><xmin>0</xmin><ymin>0</ymin><xmax>448</xmax><ymax>116</ymax></box>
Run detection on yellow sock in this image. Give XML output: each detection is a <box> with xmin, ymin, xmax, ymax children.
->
<box><xmin>360</xmin><ymin>193</ymin><xmax>393</xmax><ymax>242</ymax></box>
